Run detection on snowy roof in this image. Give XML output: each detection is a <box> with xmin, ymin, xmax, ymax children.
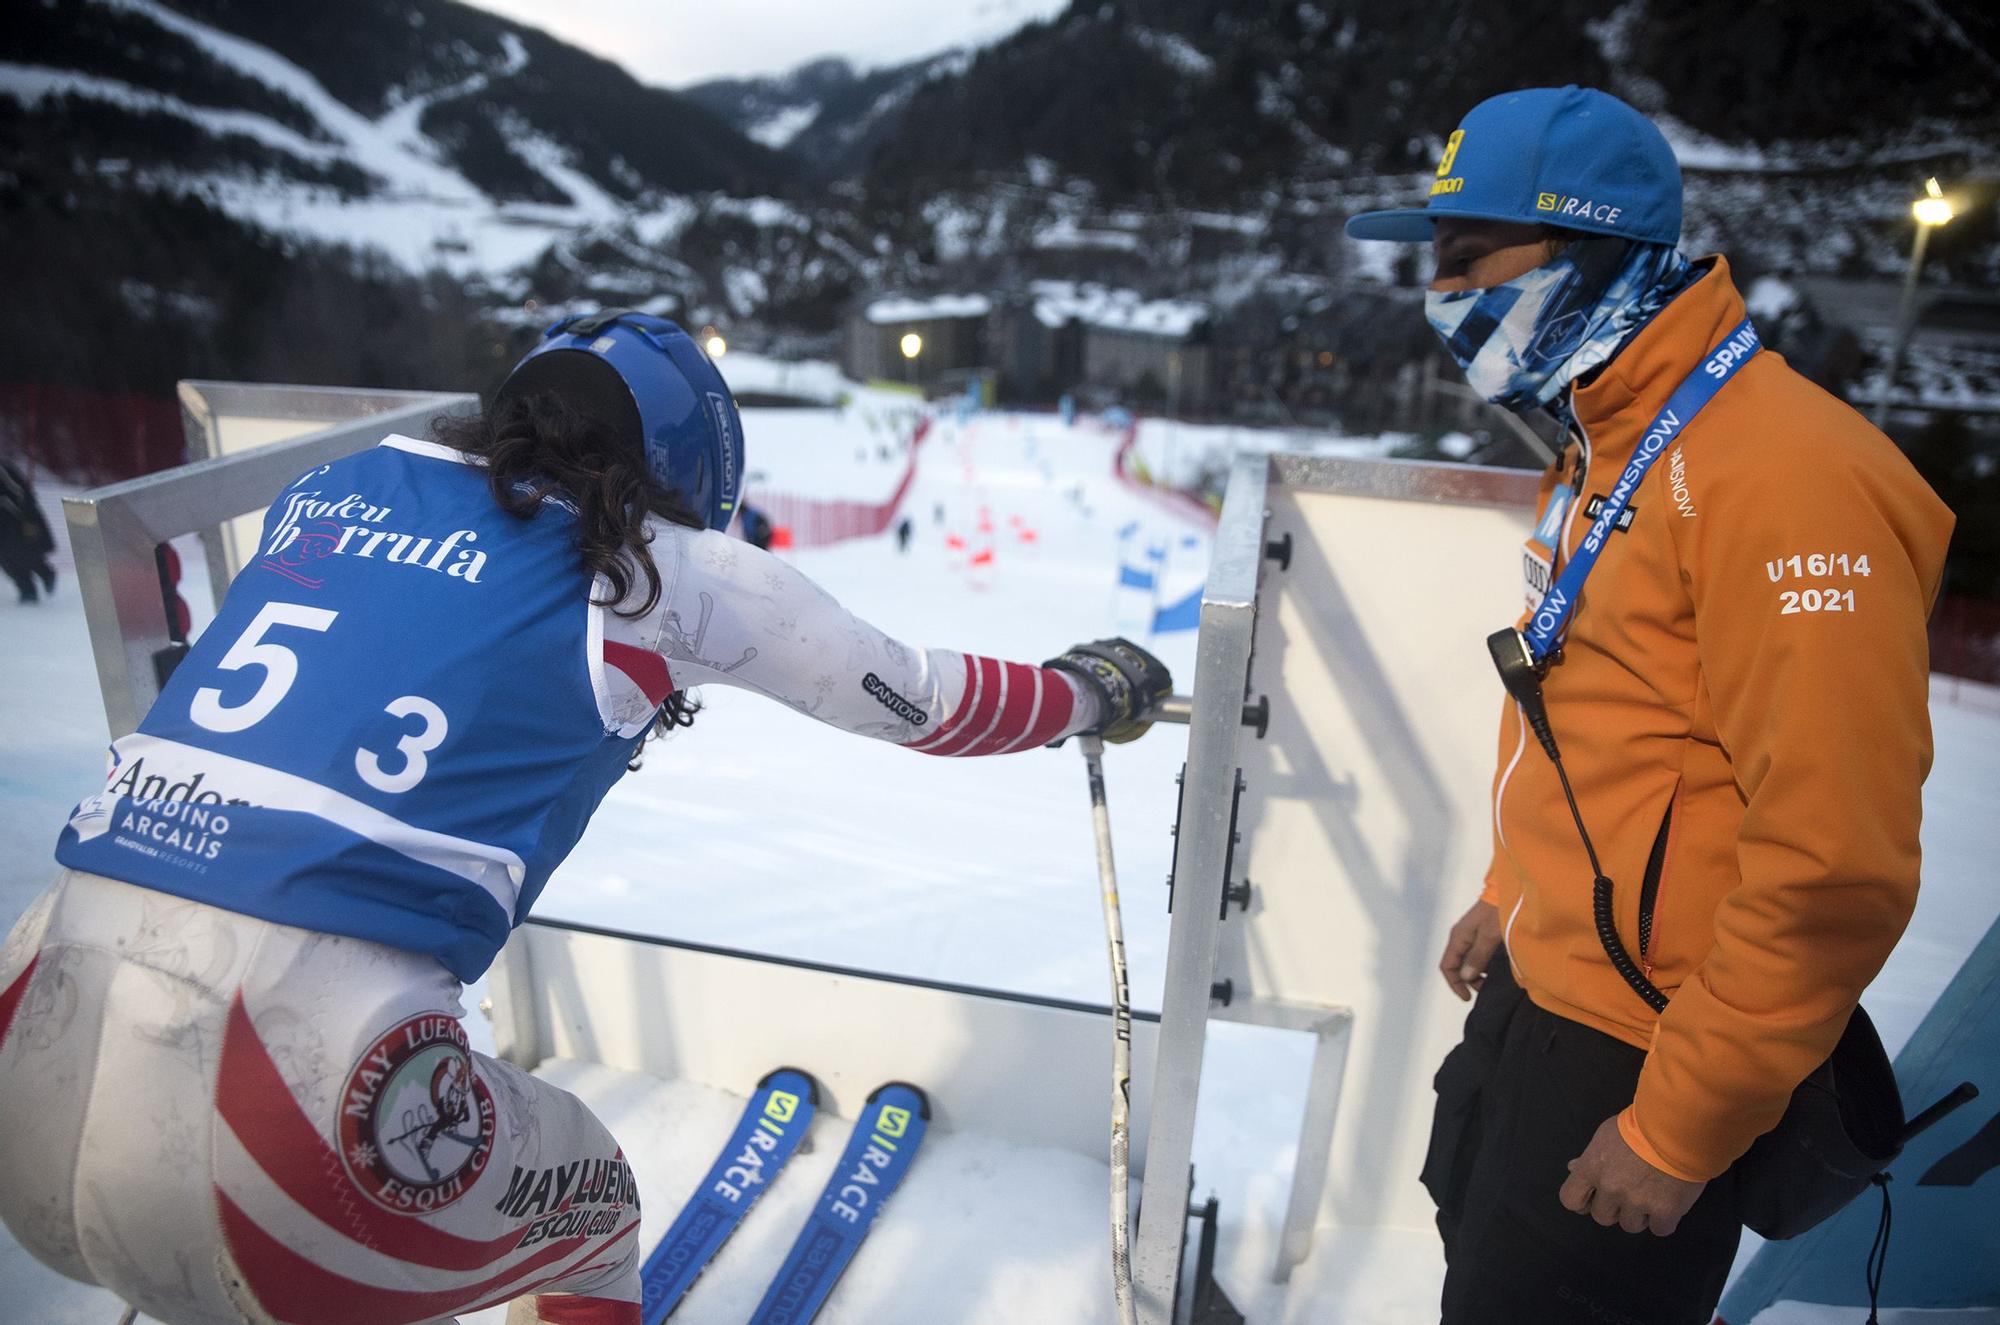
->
<box><xmin>1089</xmin><ymin>299</ymin><xmax>1208</xmax><ymax>338</ymax></box>
<box><xmin>864</xmin><ymin>294</ymin><xmax>993</xmax><ymax>324</ymax></box>
<box><xmin>1027</xmin><ymin>281</ymin><xmax>1208</xmax><ymax>339</ymax></box>
<box><xmin>1030</xmin><ymin>216</ymin><xmax>1143</xmax><ymax>253</ymax></box>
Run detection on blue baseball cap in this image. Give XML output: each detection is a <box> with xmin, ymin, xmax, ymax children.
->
<box><xmin>1346</xmin><ymin>86</ymin><xmax>1682</xmax><ymax>245</ymax></box>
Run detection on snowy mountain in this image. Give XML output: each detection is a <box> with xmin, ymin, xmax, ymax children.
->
<box><xmin>684</xmin><ymin>53</ymin><xmax>973</xmax><ymax>180</ymax></box>
<box><xmin>4</xmin><ymin>0</ymin><xmax>1998</xmax><ymax>416</ymax></box>
<box><xmin>14</xmin><ymin>0</ymin><xmax>788</xmax><ymax>201</ymax></box>
<box><xmin>1</xmin><ymin>0</ymin><xmax>827</xmax><ymax>396</ymax></box>
<box><xmin>706</xmin><ymin>0</ymin><xmax>1998</xmax><ymax>202</ymax></box>
<box><xmin>4</xmin><ymin>0</ymin><xmax>791</xmax><ymax>280</ymax></box>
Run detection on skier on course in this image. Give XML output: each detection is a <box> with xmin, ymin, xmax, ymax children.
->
<box><xmin>0</xmin><ymin>309</ymin><xmax>1172</xmax><ymax>1325</ymax></box>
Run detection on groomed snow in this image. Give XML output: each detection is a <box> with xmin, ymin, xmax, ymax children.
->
<box><xmin>453</xmin><ymin>1064</ymin><xmax>1130</xmax><ymax>1325</ymax></box>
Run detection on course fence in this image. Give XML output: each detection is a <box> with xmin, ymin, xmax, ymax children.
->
<box><xmin>741</xmin><ymin>416</ymin><xmax>932</xmax><ymax>548</ymax></box>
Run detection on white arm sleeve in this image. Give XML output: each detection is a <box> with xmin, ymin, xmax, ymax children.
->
<box><xmin>595</xmin><ymin>524</ymin><xmax>1097</xmax><ymax>753</ymax></box>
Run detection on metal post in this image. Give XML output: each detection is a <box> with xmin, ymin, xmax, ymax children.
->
<box><xmin>1875</xmin><ymin>221</ymin><xmax>1932</xmax><ymax>429</ymax></box>
<box><xmin>1130</xmin><ymin>454</ymin><xmax>1267</xmax><ymax>1325</ymax></box>
<box><xmin>1275</xmin><ymin>1010</ymin><xmax>1352</xmax><ymax>1280</ymax></box>
<box><xmin>1208</xmin><ymin>995</ymin><xmax>1355</xmax><ymax>1283</ymax></box>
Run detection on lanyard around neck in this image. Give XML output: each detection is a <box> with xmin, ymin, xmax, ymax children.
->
<box><xmin>1522</xmin><ymin>315</ymin><xmax>1761</xmax><ymax>663</ymax></box>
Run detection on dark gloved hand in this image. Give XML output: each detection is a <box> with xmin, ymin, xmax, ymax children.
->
<box><xmin>1045</xmin><ymin>637</ymin><xmax>1173</xmax><ymax>743</ymax></box>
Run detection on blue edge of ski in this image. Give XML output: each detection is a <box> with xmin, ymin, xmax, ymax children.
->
<box><xmin>747</xmin><ymin>1080</ymin><xmax>932</xmax><ymax>1325</ymax></box>
<box><xmin>640</xmin><ymin>1066</ymin><xmax>821</xmax><ymax>1325</ymax></box>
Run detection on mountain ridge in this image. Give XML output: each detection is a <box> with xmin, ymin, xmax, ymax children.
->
<box><xmin>2</xmin><ymin>0</ymin><xmax>1997</xmax><ymax>408</ymax></box>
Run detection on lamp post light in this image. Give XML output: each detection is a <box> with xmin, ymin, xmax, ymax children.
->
<box><xmin>1875</xmin><ymin>177</ymin><xmax>1956</xmax><ymax>428</ymax></box>
<box><xmin>899</xmin><ymin>331</ymin><xmax>923</xmax><ymax>385</ymax></box>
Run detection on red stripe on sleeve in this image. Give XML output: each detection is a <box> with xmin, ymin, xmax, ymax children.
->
<box><xmin>957</xmin><ymin>661</ymin><xmax>1044</xmax><ymax>756</ymax></box>
<box><xmin>907</xmin><ymin>653</ymin><xmax>983</xmax><ymax>752</ymax></box>
<box><xmin>604</xmin><ymin>640</ymin><xmax>674</xmax><ymax>707</ymax></box>
<box><xmin>918</xmin><ymin>656</ymin><xmax>1008</xmax><ymax>757</ymax></box>
<box><xmin>1012</xmin><ymin>667</ymin><xmax>1082</xmax><ymax>750</ymax></box>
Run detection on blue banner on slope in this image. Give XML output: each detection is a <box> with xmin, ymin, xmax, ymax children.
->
<box><xmin>748</xmin><ymin>1081</ymin><xmax>930</xmax><ymax>1325</ymax></box>
<box><xmin>640</xmin><ymin>1068</ymin><xmax>818</xmax><ymax>1324</ymax></box>
<box><xmin>1152</xmin><ymin>584</ymin><xmax>1202</xmax><ymax>633</ymax></box>
<box><xmin>1717</xmin><ymin>917</ymin><xmax>2000</xmax><ymax>1320</ymax></box>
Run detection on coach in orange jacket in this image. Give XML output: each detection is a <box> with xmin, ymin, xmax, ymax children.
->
<box><xmin>1349</xmin><ymin>87</ymin><xmax>1953</xmax><ymax>1323</ymax></box>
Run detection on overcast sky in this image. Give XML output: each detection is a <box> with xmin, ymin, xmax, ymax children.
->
<box><xmin>464</xmin><ymin>0</ymin><xmax>1070</xmax><ymax>88</ymax></box>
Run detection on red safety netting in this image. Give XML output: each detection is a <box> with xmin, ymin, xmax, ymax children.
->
<box><xmin>1932</xmin><ymin>594</ymin><xmax>2000</xmax><ymax>686</ymax></box>
<box><xmin>0</xmin><ymin>382</ymin><xmax>184</xmax><ymax>485</ymax></box>
<box><xmin>742</xmin><ymin>416</ymin><xmax>932</xmax><ymax>549</ymax></box>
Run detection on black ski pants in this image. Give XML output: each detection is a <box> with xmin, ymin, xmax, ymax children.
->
<box><xmin>1424</xmin><ymin>957</ymin><xmax>1742</xmax><ymax>1325</ymax></box>
<box><xmin>0</xmin><ymin>542</ymin><xmax>50</xmax><ymax>602</ymax></box>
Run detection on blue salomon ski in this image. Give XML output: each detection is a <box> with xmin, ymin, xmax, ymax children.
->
<box><xmin>639</xmin><ymin>1067</ymin><xmax>819</xmax><ymax>1324</ymax></box>
<box><xmin>747</xmin><ymin>1081</ymin><xmax>931</xmax><ymax>1325</ymax></box>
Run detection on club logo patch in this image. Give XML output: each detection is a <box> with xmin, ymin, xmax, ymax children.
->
<box><xmin>338</xmin><ymin>1012</ymin><xmax>496</xmax><ymax>1215</ymax></box>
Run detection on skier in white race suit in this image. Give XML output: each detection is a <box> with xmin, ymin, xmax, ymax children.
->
<box><xmin>0</xmin><ymin>310</ymin><xmax>1172</xmax><ymax>1325</ymax></box>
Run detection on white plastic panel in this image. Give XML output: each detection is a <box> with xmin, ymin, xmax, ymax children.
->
<box><xmin>1219</xmin><ymin>459</ymin><xmax>1536</xmax><ymax>1233</ymax></box>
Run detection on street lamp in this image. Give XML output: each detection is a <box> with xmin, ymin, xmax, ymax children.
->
<box><xmin>1875</xmin><ymin>177</ymin><xmax>1956</xmax><ymax>428</ymax></box>
<box><xmin>899</xmin><ymin>331</ymin><xmax>923</xmax><ymax>385</ymax></box>
<box><xmin>704</xmin><ymin>333</ymin><xmax>728</xmax><ymax>359</ymax></box>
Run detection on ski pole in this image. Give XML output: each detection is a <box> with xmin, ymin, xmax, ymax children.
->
<box><xmin>1078</xmin><ymin>734</ymin><xmax>1139</xmax><ymax>1325</ymax></box>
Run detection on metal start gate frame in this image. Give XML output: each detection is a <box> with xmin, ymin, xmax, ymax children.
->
<box><xmin>65</xmin><ymin>383</ymin><xmax>1541</xmax><ymax>1324</ymax></box>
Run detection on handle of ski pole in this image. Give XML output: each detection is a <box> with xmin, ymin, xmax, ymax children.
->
<box><xmin>1139</xmin><ymin>694</ymin><xmax>1194</xmax><ymax>726</ymax></box>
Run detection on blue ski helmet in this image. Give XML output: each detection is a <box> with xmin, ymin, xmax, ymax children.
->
<box><xmin>496</xmin><ymin>309</ymin><xmax>743</xmax><ymax>531</ymax></box>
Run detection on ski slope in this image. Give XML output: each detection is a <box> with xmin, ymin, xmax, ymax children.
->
<box><xmin>1</xmin><ymin>402</ymin><xmax>1997</xmax><ymax>1324</ymax></box>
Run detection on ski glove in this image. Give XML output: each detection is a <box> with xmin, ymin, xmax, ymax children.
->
<box><xmin>1045</xmin><ymin>637</ymin><xmax>1173</xmax><ymax>744</ymax></box>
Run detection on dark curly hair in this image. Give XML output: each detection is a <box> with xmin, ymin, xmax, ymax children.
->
<box><xmin>431</xmin><ymin>391</ymin><xmax>702</xmax><ymax>743</ymax></box>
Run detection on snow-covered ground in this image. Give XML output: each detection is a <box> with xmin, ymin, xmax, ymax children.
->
<box><xmin>1</xmin><ymin>402</ymin><xmax>1996</xmax><ymax>1324</ymax></box>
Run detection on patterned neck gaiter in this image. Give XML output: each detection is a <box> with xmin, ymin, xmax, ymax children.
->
<box><xmin>1424</xmin><ymin>237</ymin><xmax>1693</xmax><ymax>413</ymax></box>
